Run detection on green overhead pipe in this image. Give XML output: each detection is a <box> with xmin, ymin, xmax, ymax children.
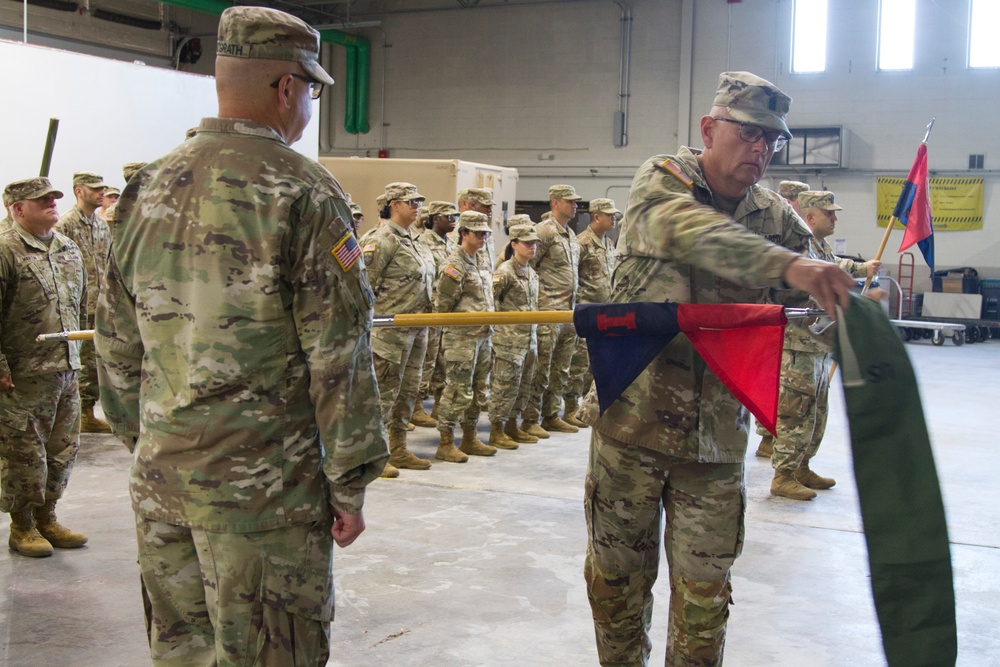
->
<box><xmin>156</xmin><ymin>0</ymin><xmax>371</xmax><ymax>135</ymax></box>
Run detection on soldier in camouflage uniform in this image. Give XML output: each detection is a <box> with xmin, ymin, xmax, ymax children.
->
<box><xmin>767</xmin><ymin>191</ymin><xmax>880</xmax><ymax>500</ymax></box>
<box><xmin>523</xmin><ymin>184</ymin><xmax>582</xmax><ymax>438</ymax></box>
<box><xmin>0</xmin><ymin>178</ymin><xmax>88</xmax><ymax>559</ymax></box>
<box><xmin>491</xmin><ymin>224</ymin><xmax>542</xmax><ymax>446</ymax></box>
<box><xmin>412</xmin><ymin>200</ymin><xmax>459</xmax><ymax>428</ymax></box>
<box><xmin>97</xmin><ymin>187</ymin><xmax>120</xmax><ymax>224</ymax></box>
<box><xmin>456</xmin><ymin>187</ymin><xmax>497</xmax><ymax>268</ymax></box>
<box><xmin>578</xmin><ymin>72</ymin><xmax>857</xmax><ymax>666</ymax></box>
<box><xmin>363</xmin><ymin>182</ymin><xmax>436</xmax><ymax>474</ymax></box>
<box><xmin>564</xmin><ymin>197</ymin><xmax>620</xmax><ymax>428</ymax></box>
<box><xmin>434</xmin><ymin>211</ymin><xmax>503</xmax><ymax>460</ymax></box>
<box><xmin>56</xmin><ymin>171</ymin><xmax>111</xmax><ymax>434</ymax></box>
<box><xmin>94</xmin><ymin>8</ymin><xmax>389</xmax><ymax>664</ymax></box>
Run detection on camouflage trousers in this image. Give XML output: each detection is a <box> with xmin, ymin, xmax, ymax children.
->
<box><xmin>584</xmin><ymin>430</ymin><xmax>744</xmax><ymax>667</ymax></box>
<box><xmin>0</xmin><ymin>371</ymin><xmax>80</xmax><ymax>513</ymax></box>
<box><xmin>135</xmin><ymin>515</ymin><xmax>334</xmax><ymax>667</ymax></box>
<box><xmin>437</xmin><ymin>333</ymin><xmax>493</xmax><ymax>430</ymax></box>
<box><xmin>490</xmin><ymin>344</ymin><xmax>537</xmax><ymax>423</ymax></box>
<box><xmin>418</xmin><ymin>326</ymin><xmax>446</xmax><ymax>399</ymax></box>
<box><xmin>565</xmin><ymin>334</ymin><xmax>594</xmax><ymax>404</ymax></box>
<box><xmin>373</xmin><ymin>328</ymin><xmax>428</xmax><ymax>432</ymax></box>
<box><xmin>79</xmin><ymin>314</ymin><xmax>99</xmax><ymax>407</ymax></box>
<box><xmin>771</xmin><ymin>350</ymin><xmax>832</xmax><ymax>472</ymax></box>
<box><xmin>524</xmin><ymin>322</ymin><xmax>577</xmax><ymax>423</ymax></box>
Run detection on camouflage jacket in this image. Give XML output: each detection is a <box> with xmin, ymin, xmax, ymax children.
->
<box><xmin>435</xmin><ymin>246</ymin><xmax>494</xmax><ymax>339</ymax></box>
<box><xmin>0</xmin><ymin>222</ymin><xmax>86</xmax><ymax>379</ymax></box>
<box><xmin>55</xmin><ymin>204</ymin><xmax>111</xmax><ymax>316</ymax></box>
<box><xmin>531</xmin><ymin>218</ymin><xmax>580</xmax><ymax>310</ymax></box>
<box><xmin>417</xmin><ymin>228</ymin><xmax>455</xmax><ymax>297</ymax></box>
<box><xmin>576</xmin><ymin>225</ymin><xmax>613</xmax><ymax>304</ymax></box>
<box><xmin>582</xmin><ymin>147</ymin><xmax>815</xmax><ymax>463</ymax></box>
<box><xmin>94</xmin><ymin>117</ymin><xmax>388</xmax><ymax>530</ymax></box>
<box><xmin>492</xmin><ymin>257</ymin><xmax>538</xmax><ymax>354</ymax></box>
<box><xmin>363</xmin><ymin>221</ymin><xmax>435</xmax><ymax>364</ymax></box>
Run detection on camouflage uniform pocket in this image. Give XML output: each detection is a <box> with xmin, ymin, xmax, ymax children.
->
<box><xmin>0</xmin><ymin>401</ymin><xmax>31</xmax><ymax>432</ymax></box>
<box><xmin>254</xmin><ymin>554</ymin><xmax>334</xmax><ymax>666</ymax></box>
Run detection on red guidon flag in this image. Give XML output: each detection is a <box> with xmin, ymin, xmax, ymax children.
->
<box><xmin>573</xmin><ymin>302</ymin><xmax>787</xmax><ymax>434</ymax></box>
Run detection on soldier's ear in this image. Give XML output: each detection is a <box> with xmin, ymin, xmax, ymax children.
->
<box><xmin>700</xmin><ymin>116</ymin><xmax>716</xmax><ymax>148</ymax></box>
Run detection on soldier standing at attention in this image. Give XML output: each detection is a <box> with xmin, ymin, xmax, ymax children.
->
<box><xmin>363</xmin><ymin>182</ymin><xmax>436</xmax><ymax>474</ymax></box>
<box><xmin>456</xmin><ymin>188</ymin><xmax>497</xmax><ymax>267</ymax></box>
<box><xmin>490</xmin><ymin>224</ymin><xmax>542</xmax><ymax>446</ymax></box>
<box><xmin>579</xmin><ymin>72</ymin><xmax>856</xmax><ymax>666</ymax></box>
<box><xmin>97</xmin><ymin>187</ymin><xmax>120</xmax><ymax>224</ymax></box>
<box><xmin>434</xmin><ymin>211</ymin><xmax>501</xmax><ymax>461</ymax></box>
<box><xmin>523</xmin><ymin>184</ymin><xmax>582</xmax><ymax>439</ymax></box>
<box><xmin>1</xmin><ymin>178</ymin><xmax>88</xmax><ymax>558</ymax></box>
<box><xmin>564</xmin><ymin>197</ymin><xmax>620</xmax><ymax>428</ymax></box>
<box><xmin>412</xmin><ymin>200</ymin><xmax>460</xmax><ymax>428</ymax></box>
<box><xmin>94</xmin><ymin>7</ymin><xmax>389</xmax><ymax>664</ymax></box>
<box><xmin>56</xmin><ymin>171</ymin><xmax>111</xmax><ymax>433</ymax></box>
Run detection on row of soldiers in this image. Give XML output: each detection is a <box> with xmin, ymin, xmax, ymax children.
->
<box><xmin>352</xmin><ymin>182</ymin><xmax>618</xmax><ymax>477</ymax></box>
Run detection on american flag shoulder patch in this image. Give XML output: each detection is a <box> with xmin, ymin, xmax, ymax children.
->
<box><xmin>443</xmin><ymin>265</ymin><xmax>461</xmax><ymax>280</ymax></box>
<box><xmin>656</xmin><ymin>158</ymin><xmax>694</xmax><ymax>190</ymax></box>
<box><xmin>332</xmin><ymin>233</ymin><xmax>362</xmax><ymax>272</ymax></box>
<box><xmin>363</xmin><ymin>242</ymin><xmax>376</xmax><ymax>253</ymax></box>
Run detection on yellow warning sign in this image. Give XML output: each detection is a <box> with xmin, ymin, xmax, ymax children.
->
<box><xmin>876</xmin><ymin>177</ymin><xmax>983</xmax><ymax>231</ymax></box>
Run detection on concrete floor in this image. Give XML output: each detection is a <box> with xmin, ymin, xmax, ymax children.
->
<box><xmin>1</xmin><ymin>338</ymin><xmax>998</xmax><ymax>666</ymax></box>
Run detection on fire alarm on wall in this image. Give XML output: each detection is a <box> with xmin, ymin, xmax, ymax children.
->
<box><xmin>378</xmin><ymin>149</ymin><xmax>388</xmax><ymax>158</ymax></box>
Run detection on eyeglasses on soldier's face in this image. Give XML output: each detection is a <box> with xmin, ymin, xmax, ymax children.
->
<box><xmin>270</xmin><ymin>73</ymin><xmax>324</xmax><ymax>100</ymax></box>
<box><xmin>711</xmin><ymin>117</ymin><xmax>788</xmax><ymax>152</ymax></box>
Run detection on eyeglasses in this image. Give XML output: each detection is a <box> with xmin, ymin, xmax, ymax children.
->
<box><xmin>270</xmin><ymin>73</ymin><xmax>324</xmax><ymax>100</ymax></box>
<box><xmin>471</xmin><ymin>230</ymin><xmax>489</xmax><ymax>238</ymax></box>
<box><xmin>394</xmin><ymin>199</ymin><xmax>421</xmax><ymax>208</ymax></box>
<box><xmin>712</xmin><ymin>117</ymin><xmax>788</xmax><ymax>152</ymax></box>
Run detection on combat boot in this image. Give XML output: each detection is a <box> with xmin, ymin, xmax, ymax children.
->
<box><xmin>34</xmin><ymin>500</ymin><xmax>88</xmax><ymax>548</ymax></box>
<box><xmin>8</xmin><ymin>509</ymin><xmax>54</xmax><ymax>558</ymax></box>
<box><xmin>379</xmin><ymin>462</ymin><xmax>400</xmax><ymax>478</ymax></box>
<box><xmin>794</xmin><ymin>462</ymin><xmax>836</xmax><ymax>490</ymax></box>
<box><xmin>459</xmin><ymin>424</ymin><xmax>497</xmax><ymax>457</ymax></box>
<box><xmin>770</xmin><ymin>469</ymin><xmax>817</xmax><ymax>501</ymax></box>
<box><xmin>388</xmin><ymin>428</ymin><xmax>431</xmax><ymax>470</ymax></box>
<box><xmin>504</xmin><ymin>419</ymin><xmax>538</xmax><ymax>444</ymax></box>
<box><xmin>522</xmin><ymin>421</ymin><xmax>550</xmax><ymax>439</ymax></box>
<box><xmin>80</xmin><ymin>403</ymin><xmax>112</xmax><ymax>434</ymax></box>
<box><xmin>755</xmin><ymin>435</ymin><xmax>774</xmax><ymax>458</ymax></box>
<box><xmin>541</xmin><ymin>415</ymin><xmax>578</xmax><ymax>434</ymax></box>
<box><xmin>488</xmin><ymin>421</ymin><xmax>519</xmax><ymax>450</ymax></box>
<box><xmin>410</xmin><ymin>402</ymin><xmax>437</xmax><ymax>428</ymax></box>
<box><xmin>562</xmin><ymin>398</ymin><xmax>588</xmax><ymax>429</ymax></box>
<box><xmin>435</xmin><ymin>430</ymin><xmax>469</xmax><ymax>463</ymax></box>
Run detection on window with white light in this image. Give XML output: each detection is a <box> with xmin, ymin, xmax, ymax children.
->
<box><xmin>969</xmin><ymin>0</ymin><xmax>1000</xmax><ymax>68</ymax></box>
<box><xmin>792</xmin><ymin>0</ymin><xmax>827</xmax><ymax>73</ymax></box>
<box><xmin>878</xmin><ymin>0</ymin><xmax>915</xmax><ymax>70</ymax></box>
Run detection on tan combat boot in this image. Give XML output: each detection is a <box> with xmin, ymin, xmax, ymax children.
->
<box><xmin>770</xmin><ymin>469</ymin><xmax>817</xmax><ymax>501</ymax></box>
<box><xmin>488</xmin><ymin>421</ymin><xmax>519</xmax><ymax>450</ymax></box>
<box><xmin>794</xmin><ymin>462</ymin><xmax>836</xmax><ymax>490</ymax></box>
<box><xmin>541</xmin><ymin>415</ymin><xmax>579</xmax><ymax>434</ymax></box>
<box><xmin>388</xmin><ymin>428</ymin><xmax>431</xmax><ymax>470</ymax></box>
<box><xmin>522</xmin><ymin>421</ymin><xmax>550</xmax><ymax>439</ymax></box>
<box><xmin>8</xmin><ymin>509</ymin><xmax>54</xmax><ymax>558</ymax></box>
<box><xmin>80</xmin><ymin>403</ymin><xmax>112</xmax><ymax>434</ymax></box>
<box><xmin>459</xmin><ymin>424</ymin><xmax>497</xmax><ymax>457</ymax></box>
<box><xmin>435</xmin><ymin>430</ymin><xmax>469</xmax><ymax>463</ymax></box>
<box><xmin>755</xmin><ymin>435</ymin><xmax>774</xmax><ymax>458</ymax></box>
<box><xmin>504</xmin><ymin>419</ymin><xmax>538</xmax><ymax>444</ymax></box>
<box><xmin>410</xmin><ymin>401</ymin><xmax>437</xmax><ymax>428</ymax></box>
<box><xmin>379</xmin><ymin>462</ymin><xmax>400</xmax><ymax>478</ymax></box>
<box><xmin>562</xmin><ymin>398</ymin><xmax>588</xmax><ymax>429</ymax></box>
<box><xmin>34</xmin><ymin>500</ymin><xmax>88</xmax><ymax>548</ymax></box>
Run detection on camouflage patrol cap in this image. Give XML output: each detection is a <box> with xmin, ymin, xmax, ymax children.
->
<box><xmin>349</xmin><ymin>202</ymin><xmax>363</xmax><ymax>216</ymax></box>
<box><xmin>104</xmin><ymin>187</ymin><xmax>121</xmax><ymax>197</ymax></box>
<box><xmin>383</xmin><ymin>182</ymin><xmax>425</xmax><ymax>202</ymax></box>
<box><xmin>548</xmin><ymin>184</ymin><xmax>582</xmax><ymax>201</ymax></box>
<box><xmin>457</xmin><ymin>188</ymin><xmax>495</xmax><ymax>207</ymax></box>
<box><xmin>508</xmin><ymin>213</ymin><xmax>533</xmax><ymax>226</ymax></box>
<box><xmin>216</xmin><ymin>6</ymin><xmax>334</xmax><ymax>86</ymax></box>
<box><xmin>457</xmin><ymin>211</ymin><xmax>491</xmax><ymax>233</ymax></box>
<box><xmin>508</xmin><ymin>223</ymin><xmax>540</xmax><ymax>243</ymax></box>
<box><xmin>426</xmin><ymin>200</ymin><xmax>459</xmax><ymax>217</ymax></box>
<box><xmin>122</xmin><ymin>162</ymin><xmax>146</xmax><ymax>182</ymax></box>
<box><xmin>375</xmin><ymin>194</ymin><xmax>388</xmax><ymax>210</ymax></box>
<box><xmin>798</xmin><ymin>190</ymin><xmax>843</xmax><ymax>211</ymax></box>
<box><xmin>778</xmin><ymin>180</ymin><xmax>810</xmax><ymax>200</ymax></box>
<box><xmin>713</xmin><ymin>71</ymin><xmax>792</xmax><ymax>139</ymax></box>
<box><xmin>4</xmin><ymin>177</ymin><xmax>64</xmax><ymax>205</ymax></box>
<box><xmin>588</xmin><ymin>198</ymin><xmax>621</xmax><ymax>215</ymax></box>
<box><xmin>73</xmin><ymin>172</ymin><xmax>108</xmax><ymax>189</ymax></box>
